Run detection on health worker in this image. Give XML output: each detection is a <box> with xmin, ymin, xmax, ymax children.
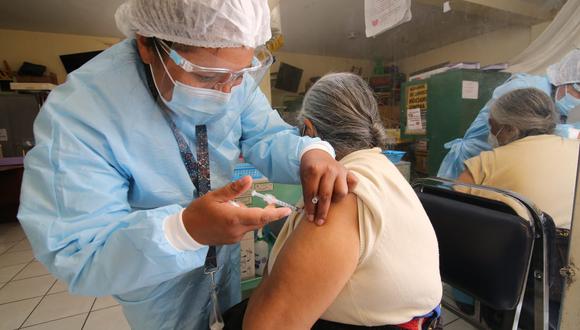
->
<box><xmin>17</xmin><ymin>1</ymin><xmax>356</xmax><ymax>329</ymax></box>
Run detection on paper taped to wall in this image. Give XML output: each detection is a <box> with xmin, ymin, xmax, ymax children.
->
<box><xmin>462</xmin><ymin>81</ymin><xmax>479</xmax><ymax>100</ymax></box>
<box><xmin>0</xmin><ymin>129</ymin><xmax>7</xmax><ymax>142</ymax></box>
<box><xmin>365</xmin><ymin>0</ymin><xmax>412</xmax><ymax>38</ymax></box>
<box><xmin>443</xmin><ymin>1</ymin><xmax>451</xmax><ymax>13</ymax></box>
<box><xmin>407</xmin><ymin>108</ymin><xmax>423</xmax><ymax>130</ymax></box>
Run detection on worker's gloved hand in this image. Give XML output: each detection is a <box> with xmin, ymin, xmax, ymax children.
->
<box><xmin>182</xmin><ymin>176</ymin><xmax>291</xmax><ymax>245</ymax></box>
<box><xmin>300</xmin><ymin>149</ymin><xmax>358</xmax><ymax>226</ymax></box>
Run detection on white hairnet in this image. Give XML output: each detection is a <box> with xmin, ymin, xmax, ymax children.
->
<box><xmin>547</xmin><ymin>48</ymin><xmax>580</xmax><ymax>86</ymax></box>
<box><xmin>115</xmin><ymin>0</ymin><xmax>271</xmax><ymax>48</ymax></box>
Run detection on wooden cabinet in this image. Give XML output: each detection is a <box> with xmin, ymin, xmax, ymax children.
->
<box><xmin>0</xmin><ymin>158</ymin><xmax>24</xmax><ymax>222</ymax></box>
<box><xmin>0</xmin><ymin>93</ymin><xmax>40</xmax><ymax>157</ymax></box>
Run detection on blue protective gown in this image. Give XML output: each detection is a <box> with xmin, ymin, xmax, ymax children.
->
<box><xmin>18</xmin><ymin>39</ymin><xmax>322</xmax><ymax>329</ymax></box>
<box><xmin>437</xmin><ymin>73</ymin><xmax>558</xmax><ymax>179</ymax></box>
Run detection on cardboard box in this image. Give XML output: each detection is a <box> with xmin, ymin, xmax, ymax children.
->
<box><xmin>415</xmin><ymin>150</ymin><xmax>428</xmax><ymax>174</ymax></box>
<box><xmin>395</xmin><ymin>161</ymin><xmax>411</xmax><ymax>182</ymax></box>
<box><xmin>386</xmin><ymin>129</ymin><xmax>401</xmax><ymax>144</ymax></box>
<box><xmin>378</xmin><ymin>105</ymin><xmax>401</xmax><ymax>128</ymax></box>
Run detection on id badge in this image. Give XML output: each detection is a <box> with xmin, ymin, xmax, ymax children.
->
<box><xmin>206</xmin><ymin>268</ymin><xmax>224</xmax><ymax>330</ymax></box>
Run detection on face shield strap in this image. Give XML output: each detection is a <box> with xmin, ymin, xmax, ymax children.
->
<box><xmin>153</xmin><ymin>40</ymin><xmax>178</xmax><ymax>86</ymax></box>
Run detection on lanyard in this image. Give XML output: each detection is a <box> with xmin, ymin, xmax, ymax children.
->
<box><xmin>146</xmin><ymin>63</ymin><xmax>217</xmax><ymax>271</ymax></box>
<box><xmin>161</xmin><ymin>113</ymin><xmax>217</xmax><ymax>269</ymax></box>
<box><xmin>148</xmin><ymin>69</ymin><xmax>223</xmax><ymax>328</ymax></box>
<box><xmin>159</xmin><ymin>107</ymin><xmax>222</xmax><ymax>329</ymax></box>
<box><xmin>158</xmin><ymin>110</ymin><xmax>218</xmax><ymax>272</ymax></box>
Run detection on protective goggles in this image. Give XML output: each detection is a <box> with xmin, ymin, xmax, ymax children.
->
<box><xmin>155</xmin><ymin>39</ymin><xmax>273</xmax><ymax>92</ymax></box>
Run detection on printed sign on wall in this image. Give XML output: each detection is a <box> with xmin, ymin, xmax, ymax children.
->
<box><xmin>405</xmin><ymin>84</ymin><xmax>428</xmax><ymax>135</ymax></box>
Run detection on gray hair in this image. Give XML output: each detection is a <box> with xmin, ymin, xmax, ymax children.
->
<box><xmin>490</xmin><ymin>88</ymin><xmax>558</xmax><ymax>144</ymax></box>
<box><xmin>298</xmin><ymin>73</ymin><xmax>387</xmax><ymax>157</ymax></box>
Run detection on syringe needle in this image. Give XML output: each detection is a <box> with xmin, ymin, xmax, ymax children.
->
<box><xmin>251</xmin><ymin>190</ymin><xmax>267</xmax><ymax>200</ymax></box>
<box><xmin>251</xmin><ymin>190</ymin><xmax>297</xmax><ymax>211</ymax></box>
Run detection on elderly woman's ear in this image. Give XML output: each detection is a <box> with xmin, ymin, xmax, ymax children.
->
<box><xmin>302</xmin><ymin>118</ymin><xmax>317</xmax><ymax>138</ymax></box>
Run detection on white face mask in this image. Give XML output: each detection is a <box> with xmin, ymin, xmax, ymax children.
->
<box><xmin>487</xmin><ymin>127</ymin><xmax>503</xmax><ymax>148</ymax></box>
<box><xmin>152</xmin><ymin>45</ymin><xmax>239</xmax><ymax>124</ymax></box>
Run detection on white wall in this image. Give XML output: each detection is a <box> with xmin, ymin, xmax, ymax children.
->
<box><xmin>270</xmin><ymin>51</ymin><xmax>372</xmax><ymax>106</ymax></box>
<box><xmin>0</xmin><ymin>29</ymin><xmax>120</xmax><ymax>84</ymax></box>
<box><xmin>0</xmin><ymin>19</ymin><xmax>551</xmax><ymax>101</ymax></box>
<box><xmin>0</xmin><ymin>29</ymin><xmax>279</xmax><ymax>100</ymax></box>
<box><xmin>393</xmin><ymin>22</ymin><xmax>550</xmax><ymax>75</ymax></box>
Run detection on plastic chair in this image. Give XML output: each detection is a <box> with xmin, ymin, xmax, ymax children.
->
<box><xmin>413</xmin><ymin>178</ymin><xmax>553</xmax><ymax>330</ymax></box>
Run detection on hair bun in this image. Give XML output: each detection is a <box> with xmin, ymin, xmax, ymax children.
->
<box><xmin>371</xmin><ymin>122</ymin><xmax>388</xmax><ymax>148</ymax></box>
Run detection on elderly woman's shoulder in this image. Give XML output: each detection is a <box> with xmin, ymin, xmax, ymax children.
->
<box><xmin>340</xmin><ymin>148</ymin><xmax>408</xmax><ymax>186</ymax></box>
<box><xmin>513</xmin><ymin>134</ymin><xmax>578</xmax><ymax>147</ymax></box>
<box><xmin>340</xmin><ymin>148</ymin><xmax>390</xmax><ymax>168</ymax></box>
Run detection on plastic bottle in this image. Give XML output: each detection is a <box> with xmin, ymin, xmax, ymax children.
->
<box><xmin>254</xmin><ymin>229</ymin><xmax>269</xmax><ymax>277</ymax></box>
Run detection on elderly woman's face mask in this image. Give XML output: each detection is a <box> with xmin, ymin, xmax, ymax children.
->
<box><xmin>488</xmin><ymin>127</ymin><xmax>504</xmax><ymax>148</ymax></box>
<box><xmin>488</xmin><ymin>118</ymin><xmax>508</xmax><ymax>147</ymax></box>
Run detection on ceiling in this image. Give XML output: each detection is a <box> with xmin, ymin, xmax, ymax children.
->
<box><xmin>279</xmin><ymin>0</ymin><xmax>563</xmax><ymax>60</ymax></box>
<box><xmin>0</xmin><ymin>0</ymin><xmax>123</xmax><ymax>37</ymax></box>
<box><xmin>0</xmin><ymin>0</ymin><xmax>565</xmax><ymax>60</ymax></box>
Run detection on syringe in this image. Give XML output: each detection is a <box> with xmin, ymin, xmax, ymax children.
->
<box><xmin>251</xmin><ymin>190</ymin><xmax>298</xmax><ymax>212</ymax></box>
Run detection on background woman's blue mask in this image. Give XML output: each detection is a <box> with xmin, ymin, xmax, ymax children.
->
<box><xmin>556</xmin><ymin>85</ymin><xmax>580</xmax><ymax>118</ymax></box>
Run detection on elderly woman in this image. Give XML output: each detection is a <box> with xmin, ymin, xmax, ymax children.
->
<box><xmin>457</xmin><ymin>87</ymin><xmax>579</xmax><ymax>329</ymax></box>
<box><xmin>458</xmin><ymin>88</ymin><xmax>580</xmax><ymax>229</ymax></box>
<box><xmin>227</xmin><ymin>73</ymin><xmax>442</xmax><ymax>329</ymax></box>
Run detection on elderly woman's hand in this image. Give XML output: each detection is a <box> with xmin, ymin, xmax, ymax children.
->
<box><xmin>300</xmin><ymin>149</ymin><xmax>358</xmax><ymax>225</ymax></box>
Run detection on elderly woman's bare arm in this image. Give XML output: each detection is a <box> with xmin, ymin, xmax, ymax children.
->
<box><xmin>243</xmin><ymin>193</ymin><xmax>360</xmax><ymax>329</ymax></box>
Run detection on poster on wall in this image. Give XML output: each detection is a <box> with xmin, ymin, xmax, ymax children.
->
<box><xmin>405</xmin><ymin>84</ymin><xmax>428</xmax><ymax>135</ymax></box>
<box><xmin>407</xmin><ymin>108</ymin><xmax>422</xmax><ymax>130</ymax></box>
<box><xmin>364</xmin><ymin>0</ymin><xmax>412</xmax><ymax>38</ymax></box>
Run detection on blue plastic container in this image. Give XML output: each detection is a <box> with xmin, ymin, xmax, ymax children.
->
<box><xmin>382</xmin><ymin>150</ymin><xmax>406</xmax><ymax>164</ymax></box>
<box><xmin>232</xmin><ymin>163</ymin><xmax>266</xmax><ymax>180</ymax></box>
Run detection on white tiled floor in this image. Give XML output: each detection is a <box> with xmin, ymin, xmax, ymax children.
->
<box><xmin>440</xmin><ymin>306</ymin><xmax>479</xmax><ymax>330</ymax></box>
<box><xmin>444</xmin><ymin>319</ymin><xmax>479</xmax><ymax>330</ymax></box>
<box><xmin>0</xmin><ymin>221</ymin><xmax>480</xmax><ymax>330</ymax></box>
<box><xmin>0</xmin><ymin>223</ymin><xmax>130</xmax><ymax>330</ymax></box>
